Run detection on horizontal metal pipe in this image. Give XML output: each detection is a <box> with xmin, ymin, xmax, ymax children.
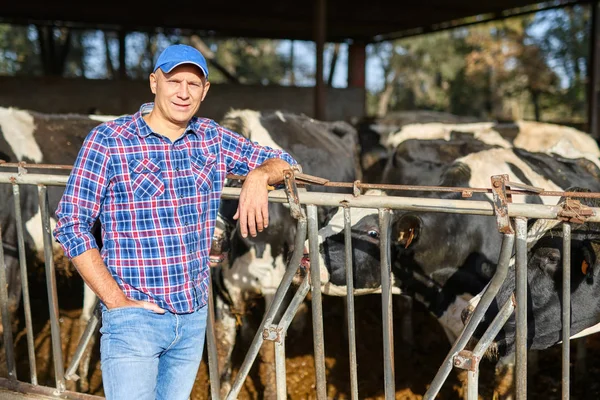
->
<box><xmin>2</xmin><ymin>173</ymin><xmax>599</xmax><ymax>222</ymax></box>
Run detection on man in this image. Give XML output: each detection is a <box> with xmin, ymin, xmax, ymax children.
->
<box><xmin>53</xmin><ymin>44</ymin><xmax>297</xmax><ymax>400</ymax></box>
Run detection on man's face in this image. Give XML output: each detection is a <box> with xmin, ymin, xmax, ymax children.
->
<box><xmin>149</xmin><ymin>64</ymin><xmax>210</xmax><ymax>126</ymax></box>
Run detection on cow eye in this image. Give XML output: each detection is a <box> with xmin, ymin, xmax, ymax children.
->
<box><xmin>367</xmin><ymin>229</ymin><xmax>379</xmax><ymax>239</ymax></box>
<box><xmin>549</xmin><ymin>254</ymin><xmax>560</xmax><ymax>263</ymax></box>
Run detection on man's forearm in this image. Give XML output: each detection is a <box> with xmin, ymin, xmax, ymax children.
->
<box><xmin>71</xmin><ymin>248</ymin><xmax>128</xmax><ymax>309</ymax></box>
<box><xmin>249</xmin><ymin>157</ymin><xmax>293</xmax><ymax>185</ymax></box>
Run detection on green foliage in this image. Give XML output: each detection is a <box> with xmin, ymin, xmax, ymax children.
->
<box><xmin>0</xmin><ymin>24</ymin><xmax>40</xmax><ymax>75</ymax></box>
<box><xmin>204</xmin><ymin>38</ymin><xmax>290</xmax><ymax>85</ymax></box>
<box><xmin>367</xmin><ymin>4</ymin><xmax>592</xmax><ymax>124</ymax></box>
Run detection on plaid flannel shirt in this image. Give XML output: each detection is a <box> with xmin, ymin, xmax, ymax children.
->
<box><xmin>54</xmin><ymin>103</ymin><xmax>297</xmax><ymax>313</ymax></box>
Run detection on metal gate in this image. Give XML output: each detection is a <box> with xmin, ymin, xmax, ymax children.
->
<box><xmin>0</xmin><ymin>164</ymin><xmax>598</xmax><ymax>399</ymax></box>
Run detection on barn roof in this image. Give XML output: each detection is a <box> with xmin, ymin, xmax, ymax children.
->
<box><xmin>0</xmin><ymin>0</ymin><xmax>584</xmax><ymax>43</ymax></box>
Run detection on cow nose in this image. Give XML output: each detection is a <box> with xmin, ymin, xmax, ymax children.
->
<box><xmin>297</xmin><ymin>246</ymin><xmax>330</xmax><ymax>284</ymax></box>
<box><xmin>461</xmin><ymin>304</ymin><xmax>475</xmax><ymax>325</ymax></box>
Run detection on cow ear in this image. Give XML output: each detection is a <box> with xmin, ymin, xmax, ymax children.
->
<box><xmin>393</xmin><ymin>214</ymin><xmax>420</xmax><ymax>249</ymax></box>
<box><xmin>581</xmin><ymin>241</ymin><xmax>597</xmax><ymax>284</ymax></box>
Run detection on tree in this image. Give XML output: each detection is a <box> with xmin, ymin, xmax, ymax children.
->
<box><xmin>532</xmin><ymin>5</ymin><xmax>591</xmax><ymax>122</ymax></box>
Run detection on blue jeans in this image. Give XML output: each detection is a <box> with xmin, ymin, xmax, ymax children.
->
<box><xmin>99</xmin><ymin>305</ymin><xmax>208</xmax><ymax>400</ymax></box>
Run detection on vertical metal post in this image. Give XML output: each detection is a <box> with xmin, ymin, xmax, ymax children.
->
<box><xmin>562</xmin><ymin>223</ymin><xmax>571</xmax><ymax>400</ymax></box>
<box><xmin>38</xmin><ymin>185</ymin><xmax>65</xmax><ymax>392</ymax></box>
<box><xmin>466</xmin><ymin>368</ymin><xmax>479</xmax><ymax>400</ymax></box>
<box><xmin>275</xmin><ymin>335</ymin><xmax>287</xmax><ymax>400</ymax></box>
<box><xmin>313</xmin><ymin>0</ymin><xmax>327</xmax><ymax>120</ymax></box>
<box><xmin>514</xmin><ymin>217</ymin><xmax>528</xmax><ymax>399</ymax></box>
<box><xmin>12</xmin><ymin>184</ymin><xmax>37</xmax><ymax>384</ymax></box>
<box><xmin>378</xmin><ymin>209</ymin><xmax>395</xmax><ymax>399</ymax></box>
<box><xmin>0</xmin><ymin>221</ymin><xmax>17</xmax><ymax>381</ymax></box>
<box><xmin>307</xmin><ymin>205</ymin><xmax>327</xmax><ymax>399</ymax></box>
<box><xmin>206</xmin><ymin>274</ymin><xmax>221</xmax><ymax>400</ymax></box>
<box><xmin>344</xmin><ymin>207</ymin><xmax>359</xmax><ymax>400</ymax></box>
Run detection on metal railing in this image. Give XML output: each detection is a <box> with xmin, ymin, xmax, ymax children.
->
<box><xmin>0</xmin><ymin>166</ymin><xmax>599</xmax><ymax>399</ymax></box>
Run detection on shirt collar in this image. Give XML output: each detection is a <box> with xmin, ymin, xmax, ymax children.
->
<box><xmin>134</xmin><ymin>103</ymin><xmax>155</xmax><ymax>138</ymax></box>
<box><xmin>133</xmin><ymin>102</ymin><xmax>199</xmax><ymax>138</ymax></box>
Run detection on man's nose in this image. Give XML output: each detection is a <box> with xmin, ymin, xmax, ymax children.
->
<box><xmin>178</xmin><ymin>83</ymin><xmax>190</xmax><ymax>98</ymax></box>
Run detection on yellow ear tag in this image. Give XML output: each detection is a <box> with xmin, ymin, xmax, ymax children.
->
<box><xmin>582</xmin><ymin>260</ymin><xmax>589</xmax><ymax>275</ymax></box>
<box><xmin>405</xmin><ymin>228</ymin><xmax>415</xmax><ymax>249</ymax></box>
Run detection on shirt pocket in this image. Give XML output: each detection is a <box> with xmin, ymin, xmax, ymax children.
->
<box><xmin>129</xmin><ymin>157</ymin><xmax>165</xmax><ymax>199</ymax></box>
<box><xmin>190</xmin><ymin>152</ymin><xmax>217</xmax><ymax>192</ymax></box>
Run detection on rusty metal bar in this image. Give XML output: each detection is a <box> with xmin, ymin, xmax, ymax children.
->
<box><xmin>0</xmin><ymin>161</ymin><xmax>73</xmax><ymax>171</ymax></box>
<box><xmin>514</xmin><ymin>217</ymin><xmax>528</xmax><ymax>400</ymax></box>
<box><xmin>378</xmin><ymin>208</ymin><xmax>395</xmax><ymax>399</ymax></box>
<box><xmin>491</xmin><ymin>174</ymin><xmax>514</xmax><ymax>234</ymax></box>
<box><xmin>344</xmin><ymin>206</ymin><xmax>359</xmax><ymax>400</ymax></box>
<box><xmin>307</xmin><ymin>205</ymin><xmax>327</xmax><ymax>400</ymax></box>
<box><xmin>4</xmin><ymin>167</ymin><xmax>600</xmax><ymax>199</ymax></box>
<box><xmin>562</xmin><ymin>223</ymin><xmax>571</xmax><ymax>400</ymax></box>
<box><xmin>38</xmin><ymin>185</ymin><xmax>65</xmax><ymax>393</ymax></box>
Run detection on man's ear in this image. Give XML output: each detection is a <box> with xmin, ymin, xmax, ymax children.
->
<box><xmin>201</xmin><ymin>80</ymin><xmax>211</xmax><ymax>101</ymax></box>
<box><xmin>149</xmin><ymin>72</ymin><xmax>158</xmax><ymax>94</ymax></box>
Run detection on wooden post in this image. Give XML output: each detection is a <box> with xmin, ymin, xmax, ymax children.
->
<box><xmin>347</xmin><ymin>42</ymin><xmax>366</xmax><ymax>89</ymax></box>
<box><xmin>588</xmin><ymin>1</ymin><xmax>600</xmax><ymax>139</ymax></box>
<box><xmin>118</xmin><ymin>29</ymin><xmax>127</xmax><ymax>80</ymax></box>
<box><xmin>314</xmin><ymin>0</ymin><xmax>326</xmax><ymax>121</ymax></box>
<box><xmin>348</xmin><ymin>42</ymin><xmax>367</xmax><ymax>117</ymax></box>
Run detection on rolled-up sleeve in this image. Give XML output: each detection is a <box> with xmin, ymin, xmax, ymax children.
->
<box><xmin>219</xmin><ymin>126</ymin><xmax>297</xmax><ymax>175</ymax></box>
<box><xmin>53</xmin><ymin>127</ymin><xmax>110</xmax><ymax>259</ymax></box>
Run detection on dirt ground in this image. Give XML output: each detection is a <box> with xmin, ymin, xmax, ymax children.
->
<box><xmin>4</xmin><ymin>271</ymin><xmax>600</xmax><ymax>400</ymax></box>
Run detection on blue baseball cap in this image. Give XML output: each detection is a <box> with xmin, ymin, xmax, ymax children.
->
<box><xmin>153</xmin><ymin>44</ymin><xmax>209</xmax><ymax>78</ymax></box>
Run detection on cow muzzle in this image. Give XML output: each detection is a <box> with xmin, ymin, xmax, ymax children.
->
<box><xmin>293</xmin><ymin>246</ymin><xmax>330</xmax><ymax>286</ymax></box>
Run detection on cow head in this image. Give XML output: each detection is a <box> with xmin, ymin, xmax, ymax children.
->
<box><xmin>465</xmin><ymin>191</ymin><xmax>600</xmax><ymax>359</ymax></box>
<box><xmin>468</xmin><ymin>227</ymin><xmax>600</xmax><ymax>359</ymax></box>
<box><xmin>300</xmin><ymin>190</ymin><xmax>403</xmax><ymax>295</ymax></box>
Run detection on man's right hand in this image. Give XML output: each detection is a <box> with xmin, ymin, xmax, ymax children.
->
<box><xmin>108</xmin><ymin>298</ymin><xmax>166</xmax><ymax>314</ymax></box>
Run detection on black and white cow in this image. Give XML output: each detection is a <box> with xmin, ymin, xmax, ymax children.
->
<box><xmin>0</xmin><ymin>106</ymin><xmax>117</xmax><ymax>391</ymax></box>
<box><xmin>470</xmin><ymin>191</ymin><xmax>600</xmax><ymax>357</ymax></box>
<box><xmin>312</xmin><ymin>144</ymin><xmax>600</xmax><ymax>357</ymax></box>
<box><xmin>383</xmin><ymin>120</ymin><xmax>600</xmax><ymax>159</ymax></box>
<box><xmin>211</xmin><ymin>109</ymin><xmax>360</xmax><ymax>398</ymax></box>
